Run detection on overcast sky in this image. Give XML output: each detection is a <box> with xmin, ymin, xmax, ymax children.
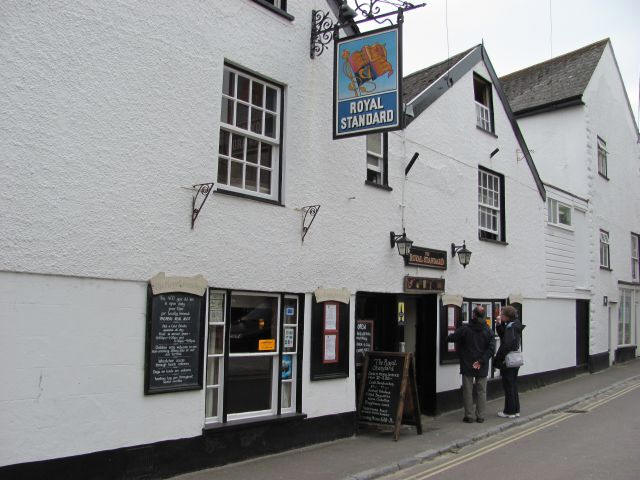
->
<box><xmin>355</xmin><ymin>0</ymin><xmax>639</xmax><ymax>124</ymax></box>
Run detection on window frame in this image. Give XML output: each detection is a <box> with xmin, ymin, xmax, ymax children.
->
<box><xmin>365</xmin><ymin>132</ymin><xmax>390</xmax><ymax>189</ymax></box>
<box><xmin>600</xmin><ymin>229</ymin><xmax>611</xmax><ymax>270</ymax></box>
<box><xmin>631</xmin><ymin>233</ymin><xmax>640</xmax><ymax>282</ymax></box>
<box><xmin>618</xmin><ymin>288</ymin><xmax>635</xmax><ymax>346</ymax></box>
<box><xmin>204</xmin><ymin>289</ymin><xmax>302</xmax><ymax>425</ymax></box>
<box><xmin>251</xmin><ymin>0</ymin><xmax>294</xmax><ymax>20</ymax></box>
<box><xmin>473</xmin><ymin>73</ymin><xmax>495</xmax><ymax>134</ymax></box>
<box><xmin>547</xmin><ymin>197</ymin><xmax>573</xmax><ymax>229</ymax></box>
<box><xmin>478</xmin><ymin>167</ymin><xmax>506</xmax><ymax>242</ymax></box>
<box><xmin>597</xmin><ymin>136</ymin><xmax>608</xmax><ymax>179</ymax></box>
<box><xmin>217</xmin><ymin>64</ymin><xmax>284</xmax><ymax>203</ymax></box>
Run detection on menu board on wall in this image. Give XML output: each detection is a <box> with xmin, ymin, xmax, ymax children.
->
<box><xmin>357</xmin><ymin>352</ymin><xmax>422</xmax><ymax>441</ymax></box>
<box><xmin>144</xmin><ymin>290</ymin><xmax>205</xmax><ymax>394</ymax></box>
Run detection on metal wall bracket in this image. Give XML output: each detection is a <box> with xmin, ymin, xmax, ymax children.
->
<box><xmin>310</xmin><ymin>1</ymin><xmax>425</xmax><ymax>59</ymax></box>
<box><xmin>301</xmin><ymin>205</ymin><xmax>321</xmax><ymax>243</ymax></box>
<box><xmin>191</xmin><ymin>183</ymin><xmax>214</xmax><ymax>230</ymax></box>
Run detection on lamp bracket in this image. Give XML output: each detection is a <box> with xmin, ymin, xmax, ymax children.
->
<box><xmin>310</xmin><ymin>1</ymin><xmax>425</xmax><ymax>59</ymax></box>
<box><xmin>301</xmin><ymin>205</ymin><xmax>321</xmax><ymax>243</ymax></box>
<box><xmin>191</xmin><ymin>182</ymin><xmax>214</xmax><ymax>230</ymax></box>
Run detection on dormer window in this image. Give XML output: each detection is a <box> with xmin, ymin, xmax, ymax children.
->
<box><xmin>474</xmin><ymin>73</ymin><xmax>494</xmax><ymax>133</ymax></box>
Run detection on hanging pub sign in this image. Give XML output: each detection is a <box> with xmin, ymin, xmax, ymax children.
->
<box><xmin>334</xmin><ymin>24</ymin><xmax>402</xmax><ymax>139</ymax></box>
<box><xmin>405</xmin><ymin>246</ymin><xmax>447</xmax><ymax>270</ymax></box>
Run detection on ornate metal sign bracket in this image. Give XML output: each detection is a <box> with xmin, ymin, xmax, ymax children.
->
<box><xmin>301</xmin><ymin>205</ymin><xmax>321</xmax><ymax>243</ymax></box>
<box><xmin>191</xmin><ymin>182</ymin><xmax>214</xmax><ymax>230</ymax></box>
<box><xmin>311</xmin><ymin>1</ymin><xmax>425</xmax><ymax>58</ymax></box>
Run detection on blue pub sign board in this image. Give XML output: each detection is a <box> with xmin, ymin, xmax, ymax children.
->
<box><xmin>334</xmin><ymin>24</ymin><xmax>402</xmax><ymax>139</ymax></box>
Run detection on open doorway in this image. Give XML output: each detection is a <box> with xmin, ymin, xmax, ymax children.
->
<box><xmin>355</xmin><ymin>292</ymin><xmax>437</xmax><ymax>414</ymax></box>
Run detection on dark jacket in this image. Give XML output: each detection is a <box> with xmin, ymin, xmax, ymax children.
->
<box><xmin>447</xmin><ymin>318</ymin><xmax>495</xmax><ymax>377</ymax></box>
<box><xmin>495</xmin><ymin>320</ymin><xmax>525</xmax><ymax>368</ymax></box>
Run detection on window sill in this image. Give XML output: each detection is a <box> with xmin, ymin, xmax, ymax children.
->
<box><xmin>251</xmin><ymin>0</ymin><xmax>294</xmax><ymax>21</ymax></box>
<box><xmin>478</xmin><ymin>236</ymin><xmax>508</xmax><ymax>246</ymax></box>
<box><xmin>476</xmin><ymin>125</ymin><xmax>498</xmax><ymax>138</ymax></box>
<box><xmin>599</xmin><ymin>266</ymin><xmax>613</xmax><ymax>272</ymax></box>
<box><xmin>598</xmin><ymin>172</ymin><xmax>610</xmax><ymax>181</ymax></box>
<box><xmin>547</xmin><ymin>222</ymin><xmax>574</xmax><ymax>232</ymax></box>
<box><xmin>216</xmin><ymin>187</ymin><xmax>284</xmax><ymax>207</ymax></box>
<box><xmin>203</xmin><ymin>412</ymin><xmax>307</xmax><ymax>433</ymax></box>
<box><xmin>364</xmin><ymin>180</ymin><xmax>393</xmax><ymax>191</ymax></box>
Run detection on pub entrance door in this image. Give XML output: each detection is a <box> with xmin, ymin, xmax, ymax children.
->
<box><xmin>355</xmin><ymin>292</ymin><xmax>437</xmax><ymax>414</ymax></box>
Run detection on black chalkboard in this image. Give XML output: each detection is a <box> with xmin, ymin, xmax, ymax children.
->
<box><xmin>357</xmin><ymin>351</ymin><xmax>422</xmax><ymax>441</ymax></box>
<box><xmin>144</xmin><ymin>288</ymin><xmax>205</xmax><ymax>394</ymax></box>
<box><xmin>355</xmin><ymin>320</ymin><xmax>374</xmax><ymax>367</ymax></box>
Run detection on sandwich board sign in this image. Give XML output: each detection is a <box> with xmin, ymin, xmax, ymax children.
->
<box><xmin>334</xmin><ymin>24</ymin><xmax>402</xmax><ymax>139</ymax></box>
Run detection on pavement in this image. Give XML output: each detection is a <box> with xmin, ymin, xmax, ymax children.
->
<box><xmin>173</xmin><ymin>358</ymin><xmax>640</xmax><ymax>480</ymax></box>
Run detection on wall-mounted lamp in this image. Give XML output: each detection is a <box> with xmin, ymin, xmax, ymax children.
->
<box><xmin>451</xmin><ymin>241</ymin><xmax>472</xmax><ymax>268</ymax></box>
<box><xmin>390</xmin><ymin>229</ymin><xmax>413</xmax><ymax>257</ymax></box>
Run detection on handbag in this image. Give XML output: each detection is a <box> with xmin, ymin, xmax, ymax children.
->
<box><xmin>505</xmin><ymin>349</ymin><xmax>524</xmax><ymax>368</ymax></box>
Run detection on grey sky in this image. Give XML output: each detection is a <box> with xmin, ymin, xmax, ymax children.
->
<box><xmin>356</xmin><ymin>0</ymin><xmax>640</xmax><ymax>124</ymax></box>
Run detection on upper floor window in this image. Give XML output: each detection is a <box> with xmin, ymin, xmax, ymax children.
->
<box><xmin>631</xmin><ymin>233</ymin><xmax>639</xmax><ymax>281</ymax></box>
<box><xmin>597</xmin><ymin>136</ymin><xmax>608</xmax><ymax>179</ymax></box>
<box><xmin>366</xmin><ymin>133</ymin><xmax>389</xmax><ymax>188</ymax></box>
<box><xmin>252</xmin><ymin>0</ymin><xmax>291</xmax><ymax>18</ymax></box>
<box><xmin>478</xmin><ymin>167</ymin><xmax>505</xmax><ymax>242</ymax></box>
<box><xmin>547</xmin><ymin>198</ymin><xmax>572</xmax><ymax>227</ymax></box>
<box><xmin>600</xmin><ymin>229</ymin><xmax>610</xmax><ymax>269</ymax></box>
<box><xmin>218</xmin><ymin>66</ymin><xmax>282</xmax><ymax>202</ymax></box>
<box><xmin>474</xmin><ymin>73</ymin><xmax>494</xmax><ymax>133</ymax></box>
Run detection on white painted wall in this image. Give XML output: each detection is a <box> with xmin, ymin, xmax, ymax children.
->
<box><xmin>515</xmin><ymin>42</ymin><xmax>640</xmax><ymax>358</ymax></box>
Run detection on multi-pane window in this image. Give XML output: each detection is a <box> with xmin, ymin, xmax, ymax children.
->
<box><xmin>547</xmin><ymin>198</ymin><xmax>572</xmax><ymax>227</ymax></box>
<box><xmin>618</xmin><ymin>289</ymin><xmax>633</xmax><ymax>345</ymax></box>
<box><xmin>600</xmin><ymin>229</ymin><xmax>610</xmax><ymax>269</ymax></box>
<box><xmin>205</xmin><ymin>290</ymin><xmax>299</xmax><ymax>424</ymax></box>
<box><xmin>218</xmin><ymin>66</ymin><xmax>281</xmax><ymax>200</ymax></box>
<box><xmin>597</xmin><ymin>136</ymin><xmax>608</xmax><ymax>178</ymax></box>
<box><xmin>474</xmin><ymin>74</ymin><xmax>493</xmax><ymax>133</ymax></box>
<box><xmin>478</xmin><ymin>168</ymin><xmax>503</xmax><ymax>241</ymax></box>
<box><xmin>366</xmin><ymin>133</ymin><xmax>387</xmax><ymax>186</ymax></box>
<box><xmin>632</xmin><ymin>234</ymin><xmax>639</xmax><ymax>281</ymax></box>
<box><xmin>262</xmin><ymin>0</ymin><xmax>287</xmax><ymax>10</ymax></box>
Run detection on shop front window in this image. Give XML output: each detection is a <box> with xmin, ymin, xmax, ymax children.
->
<box><xmin>205</xmin><ymin>291</ymin><xmax>300</xmax><ymax>424</ymax></box>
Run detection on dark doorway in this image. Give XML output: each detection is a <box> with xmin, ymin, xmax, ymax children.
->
<box><xmin>355</xmin><ymin>292</ymin><xmax>437</xmax><ymax>415</ymax></box>
<box><xmin>576</xmin><ymin>299</ymin><xmax>590</xmax><ymax>369</ymax></box>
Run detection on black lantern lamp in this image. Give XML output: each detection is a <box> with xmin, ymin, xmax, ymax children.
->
<box><xmin>390</xmin><ymin>229</ymin><xmax>413</xmax><ymax>257</ymax></box>
<box><xmin>451</xmin><ymin>241</ymin><xmax>472</xmax><ymax>268</ymax></box>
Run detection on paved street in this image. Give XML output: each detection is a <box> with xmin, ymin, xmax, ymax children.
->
<box><xmin>173</xmin><ymin>360</ymin><xmax>640</xmax><ymax>480</ymax></box>
<box><xmin>381</xmin><ymin>379</ymin><xmax>640</xmax><ymax>480</ymax></box>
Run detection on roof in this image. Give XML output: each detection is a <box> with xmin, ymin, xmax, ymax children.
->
<box><xmin>403</xmin><ymin>47</ymin><xmax>475</xmax><ymax>104</ymax></box>
<box><xmin>499</xmin><ymin>39</ymin><xmax>609</xmax><ymax>116</ymax></box>
<box><xmin>401</xmin><ymin>45</ymin><xmax>546</xmax><ymax>201</ymax></box>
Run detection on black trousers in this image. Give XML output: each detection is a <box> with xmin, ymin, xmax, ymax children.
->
<box><xmin>500</xmin><ymin>367</ymin><xmax>520</xmax><ymax>414</ymax></box>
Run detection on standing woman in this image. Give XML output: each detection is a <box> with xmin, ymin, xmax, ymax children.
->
<box><xmin>494</xmin><ymin>305</ymin><xmax>525</xmax><ymax>418</ymax></box>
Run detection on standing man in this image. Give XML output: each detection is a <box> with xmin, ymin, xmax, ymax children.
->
<box><xmin>447</xmin><ymin>306</ymin><xmax>496</xmax><ymax>423</ymax></box>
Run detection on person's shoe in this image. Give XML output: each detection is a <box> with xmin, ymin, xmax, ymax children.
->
<box><xmin>515</xmin><ymin>413</ymin><xmax>520</xmax><ymax>417</ymax></box>
<box><xmin>497</xmin><ymin>411</ymin><xmax>516</xmax><ymax>418</ymax></box>
<box><xmin>476</xmin><ymin>417</ymin><xmax>485</xmax><ymax>423</ymax></box>
<box><xmin>463</xmin><ymin>416</ymin><xmax>474</xmax><ymax>423</ymax></box>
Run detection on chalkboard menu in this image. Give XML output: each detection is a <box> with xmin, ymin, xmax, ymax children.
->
<box><xmin>357</xmin><ymin>352</ymin><xmax>422</xmax><ymax>441</ymax></box>
<box><xmin>355</xmin><ymin>320</ymin><xmax>374</xmax><ymax>366</ymax></box>
<box><xmin>144</xmin><ymin>289</ymin><xmax>205</xmax><ymax>394</ymax></box>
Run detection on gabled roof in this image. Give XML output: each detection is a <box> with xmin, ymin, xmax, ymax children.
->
<box><xmin>403</xmin><ymin>47</ymin><xmax>474</xmax><ymax>104</ymax></box>
<box><xmin>499</xmin><ymin>39</ymin><xmax>609</xmax><ymax>117</ymax></box>
<box><xmin>402</xmin><ymin>46</ymin><xmax>546</xmax><ymax>201</ymax></box>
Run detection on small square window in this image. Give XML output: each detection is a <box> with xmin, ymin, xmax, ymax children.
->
<box><xmin>547</xmin><ymin>198</ymin><xmax>572</xmax><ymax>227</ymax></box>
